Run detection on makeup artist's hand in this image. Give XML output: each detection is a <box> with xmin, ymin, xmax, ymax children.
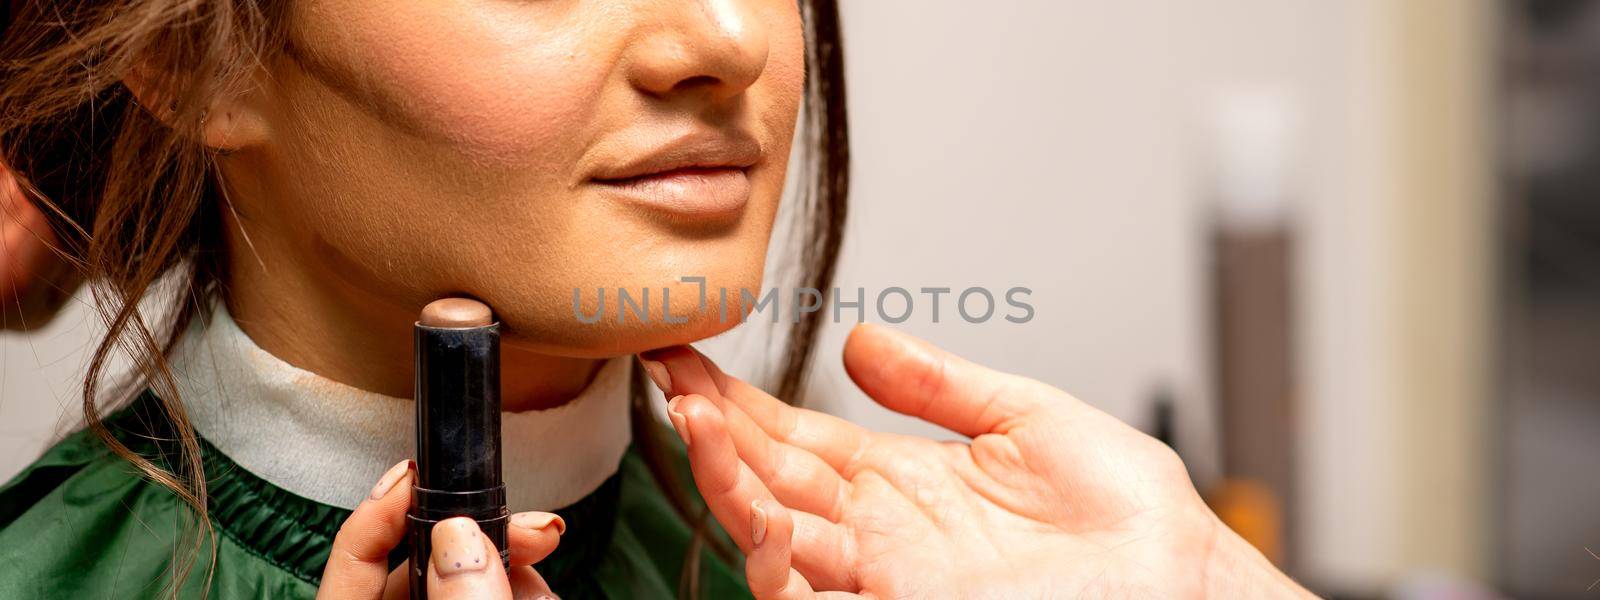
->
<box><xmin>316</xmin><ymin>460</ymin><xmax>568</xmax><ymax>600</ymax></box>
<box><xmin>638</xmin><ymin>325</ymin><xmax>1313</xmax><ymax>599</ymax></box>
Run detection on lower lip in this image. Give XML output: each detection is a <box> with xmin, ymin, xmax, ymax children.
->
<box><xmin>593</xmin><ymin>168</ymin><xmax>751</xmax><ymax>218</ymax></box>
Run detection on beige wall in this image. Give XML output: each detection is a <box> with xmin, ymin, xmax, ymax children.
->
<box><xmin>1387</xmin><ymin>0</ymin><xmax>1495</xmax><ymax>583</ymax></box>
<box><xmin>0</xmin><ymin>0</ymin><xmax>1497</xmax><ymax>593</ymax></box>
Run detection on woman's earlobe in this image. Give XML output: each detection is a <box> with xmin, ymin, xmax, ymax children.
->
<box><xmin>121</xmin><ymin>66</ymin><xmax>271</xmax><ymax>152</ymax></box>
<box><xmin>201</xmin><ymin>102</ymin><xmax>271</xmax><ymax>153</ymax></box>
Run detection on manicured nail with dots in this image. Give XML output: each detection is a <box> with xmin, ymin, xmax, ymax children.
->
<box><xmin>433</xmin><ymin>517</ymin><xmax>488</xmax><ymax>577</ymax></box>
<box><xmin>368</xmin><ymin>460</ymin><xmax>413</xmax><ymax>501</ymax></box>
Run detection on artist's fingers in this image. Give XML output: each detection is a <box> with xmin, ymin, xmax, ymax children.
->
<box><xmin>745</xmin><ymin>500</ymin><xmax>872</xmax><ymax>600</ymax></box>
<box><xmin>670</xmin><ymin>394</ymin><xmax>773</xmax><ymax>553</ymax></box>
<box><xmin>697</xmin><ymin>357</ymin><xmax>873</xmax><ymax>478</ymax></box>
<box><xmin>643</xmin><ymin>350</ymin><xmax>851</xmax><ymax>519</ymax></box>
<box><xmin>672</xmin><ymin>394</ymin><xmax>860</xmax><ymax>591</ymax></box>
<box><xmin>380</xmin><ymin>564</ymin><xmax>410</xmax><ymax>600</ymax></box>
<box><xmin>745</xmin><ymin>499</ymin><xmax>818</xmax><ymax>600</ymax></box>
<box><xmin>426</xmin><ymin>517</ymin><xmax>512</xmax><ymax>599</ymax></box>
<box><xmin>723</xmin><ymin>400</ymin><xmax>853</xmax><ymax>522</ymax></box>
<box><xmin>507</xmin><ymin>511</ymin><xmax>564</xmax><ymax>567</ymax></box>
<box><xmin>378</xmin><ymin>560</ymin><xmax>556</xmax><ymax>600</ymax></box>
<box><xmin>318</xmin><ymin>467</ymin><xmax>561</xmax><ymax>599</ymax></box>
<box><xmin>507</xmin><ymin>565</ymin><xmax>556</xmax><ymax>600</ymax></box>
<box><xmin>318</xmin><ymin>460</ymin><xmax>415</xmax><ymax>600</ymax></box>
<box><xmin>787</xmin><ymin>510</ymin><xmax>862</xmax><ymax>592</ymax></box>
<box><xmin>642</xmin><ymin>347</ymin><xmax>871</xmax><ymax>475</ymax></box>
<box><xmin>637</xmin><ymin>346</ymin><xmax>724</xmax><ymax>398</ymax></box>
<box><xmin>843</xmin><ymin>324</ymin><xmax>1058</xmax><ymax>437</ymax></box>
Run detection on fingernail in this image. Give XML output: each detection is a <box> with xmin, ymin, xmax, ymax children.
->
<box><xmin>667</xmin><ymin>395</ymin><xmax>691</xmax><ymax>446</ymax></box>
<box><xmin>535</xmin><ymin>595</ymin><xmax>559</xmax><ymax>600</ymax></box>
<box><xmin>638</xmin><ymin>356</ymin><xmax>672</xmax><ymax>393</ymax></box>
<box><xmin>751</xmin><ymin>499</ymin><xmax>768</xmax><ymax>546</ymax></box>
<box><xmin>511</xmin><ymin>511</ymin><xmax>566</xmax><ymax>536</ymax></box>
<box><xmin>433</xmin><ymin>517</ymin><xmax>489</xmax><ymax>577</ymax></box>
<box><xmin>369</xmin><ymin>459</ymin><xmax>413</xmax><ymax>500</ymax></box>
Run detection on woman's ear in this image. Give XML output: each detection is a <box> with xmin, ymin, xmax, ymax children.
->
<box><xmin>121</xmin><ymin>65</ymin><xmax>272</xmax><ymax>153</ymax></box>
<box><xmin>198</xmin><ymin>90</ymin><xmax>272</xmax><ymax>153</ymax></box>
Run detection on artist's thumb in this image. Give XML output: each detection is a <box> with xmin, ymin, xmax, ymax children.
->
<box><xmin>427</xmin><ymin>517</ymin><xmax>513</xmax><ymax>599</ymax></box>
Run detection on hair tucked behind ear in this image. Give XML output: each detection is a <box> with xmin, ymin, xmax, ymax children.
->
<box><xmin>0</xmin><ymin>0</ymin><xmax>287</xmax><ymax>596</ymax></box>
<box><xmin>0</xmin><ymin>0</ymin><xmax>847</xmax><ymax>597</ymax></box>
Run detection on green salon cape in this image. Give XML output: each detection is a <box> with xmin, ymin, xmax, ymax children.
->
<box><xmin>0</xmin><ymin>393</ymin><xmax>750</xmax><ymax>599</ymax></box>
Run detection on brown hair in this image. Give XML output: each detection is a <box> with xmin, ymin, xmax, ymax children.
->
<box><xmin>0</xmin><ymin>0</ymin><xmax>848</xmax><ymax>597</ymax></box>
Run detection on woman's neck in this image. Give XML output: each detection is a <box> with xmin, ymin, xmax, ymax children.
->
<box><xmin>223</xmin><ymin>241</ymin><xmax>604</xmax><ymax>412</ymax></box>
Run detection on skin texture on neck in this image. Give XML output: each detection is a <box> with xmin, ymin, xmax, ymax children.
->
<box><xmin>223</xmin><ymin>224</ymin><xmax>603</xmax><ymax>412</ymax></box>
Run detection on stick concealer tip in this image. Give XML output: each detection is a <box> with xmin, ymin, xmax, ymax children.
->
<box><xmin>420</xmin><ymin>298</ymin><xmax>493</xmax><ymax>328</ymax></box>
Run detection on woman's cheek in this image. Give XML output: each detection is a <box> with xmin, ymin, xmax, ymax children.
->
<box><xmin>298</xmin><ymin>3</ymin><xmax>604</xmax><ymax>165</ymax></box>
<box><xmin>370</xmin><ymin>53</ymin><xmax>602</xmax><ymax>165</ymax></box>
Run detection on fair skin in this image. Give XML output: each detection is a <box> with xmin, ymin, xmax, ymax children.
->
<box><xmin>199</xmin><ymin>0</ymin><xmax>803</xmax><ymax>410</ymax></box>
<box><xmin>90</xmin><ymin>0</ymin><xmax>1314</xmax><ymax>596</ymax></box>
<box><xmin>639</xmin><ymin>326</ymin><xmax>1313</xmax><ymax>598</ymax></box>
<box><xmin>316</xmin><ymin>325</ymin><xmax>1313</xmax><ymax>598</ymax></box>
<box><xmin>316</xmin><ymin>460</ymin><xmax>567</xmax><ymax>599</ymax></box>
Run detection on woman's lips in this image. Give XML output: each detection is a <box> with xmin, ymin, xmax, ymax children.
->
<box><xmin>587</xmin><ymin>130</ymin><xmax>761</xmax><ymax>219</ymax></box>
<box><xmin>593</xmin><ymin>166</ymin><xmax>752</xmax><ymax>217</ymax></box>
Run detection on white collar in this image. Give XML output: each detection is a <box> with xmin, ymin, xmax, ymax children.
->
<box><xmin>172</xmin><ymin>306</ymin><xmax>633</xmax><ymax>511</ymax></box>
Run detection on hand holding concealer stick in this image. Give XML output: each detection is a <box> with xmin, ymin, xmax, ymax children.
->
<box><xmin>408</xmin><ymin>298</ymin><xmax>508</xmax><ymax>599</ymax></box>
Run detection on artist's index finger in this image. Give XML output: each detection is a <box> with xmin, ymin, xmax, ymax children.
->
<box><xmin>843</xmin><ymin>323</ymin><xmax>1057</xmax><ymax>436</ymax></box>
<box><xmin>643</xmin><ymin>345</ymin><xmax>871</xmax><ymax>475</ymax></box>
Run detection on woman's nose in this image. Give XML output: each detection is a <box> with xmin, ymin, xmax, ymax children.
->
<box><xmin>625</xmin><ymin>0</ymin><xmax>771</xmax><ymax>103</ymax></box>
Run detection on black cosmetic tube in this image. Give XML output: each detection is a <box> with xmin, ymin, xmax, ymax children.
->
<box><xmin>408</xmin><ymin>317</ymin><xmax>507</xmax><ymax>598</ymax></box>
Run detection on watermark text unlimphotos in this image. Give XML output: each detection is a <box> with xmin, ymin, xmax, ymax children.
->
<box><xmin>572</xmin><ymin>276</ymin><xmax>1035</xmax><ymax>325</ymax></box>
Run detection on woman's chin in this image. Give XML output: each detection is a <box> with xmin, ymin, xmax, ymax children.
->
<box><xmin>499</xmin><ymin>304</ymin><xmax>751</xmax><ymax>359</ymax></box>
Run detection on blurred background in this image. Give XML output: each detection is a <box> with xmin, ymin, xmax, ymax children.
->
<box><xmin>3</xmin><ymin>0</ymin><xmax>1597</xmax><ymax>597</ymax></box>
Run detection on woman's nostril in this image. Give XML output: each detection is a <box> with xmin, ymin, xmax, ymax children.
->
<box><xmin>674</xmin><ymin>75</ymin><xmax>723</xmax><ymax>92</ymax></box>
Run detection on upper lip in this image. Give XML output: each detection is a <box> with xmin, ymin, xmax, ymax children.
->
<box><xmin>590</xmin><ymin>131</ymin><xmax>763</xmax><ymax>182</ymax></box>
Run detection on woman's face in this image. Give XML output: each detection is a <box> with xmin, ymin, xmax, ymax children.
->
<box><xmin>220</xmin><ymin>0</ymin><xmax>804</xmax><ymax>358</ymax></box>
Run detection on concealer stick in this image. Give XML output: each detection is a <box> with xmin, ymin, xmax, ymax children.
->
<box><xmin>409</xmin><ymin>298</ymin><xmax>507</xmax><ymax>598</ymax></box>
